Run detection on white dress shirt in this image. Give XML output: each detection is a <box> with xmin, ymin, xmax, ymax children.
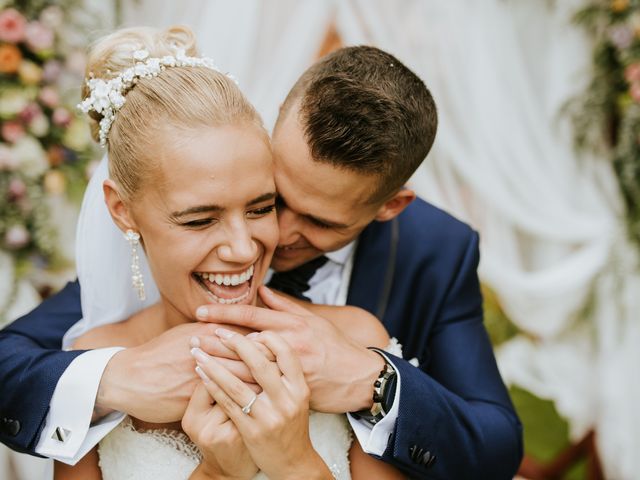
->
<box><xmin>303</xmin><ymin>242</ymin><xmax>402</xmax><ymax>457</ymax></box>
<box><xmin>35</xmin><ymin>347</ymin><xmax>126</xmax><ymax>464</ymax></box>
<box><xmin>37</xmin><ymin>240</ymin><xmax>400</xmax><ymax>463</ymax></box>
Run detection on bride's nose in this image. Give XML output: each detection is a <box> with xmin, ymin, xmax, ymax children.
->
<box><xmin>217</xmin><ymin>219</ymin><xmax>258</xmax><ymax>264</ymax></box>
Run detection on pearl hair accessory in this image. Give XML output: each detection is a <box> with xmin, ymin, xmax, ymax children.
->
<box><xmin>124</xmin><ymin>229</ymin><xmax>145</xmax><ymax>301</ymax></box>
<box><xmin>77</xmin><ymin>49</ymin><xmax>236</xmax><ymax>147</ymax></box>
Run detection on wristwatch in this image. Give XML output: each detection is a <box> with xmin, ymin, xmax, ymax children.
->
<box><xmin>351</xmin><ymin>349</ymin><xmax>398</xmax><ymax>425</ymax></box>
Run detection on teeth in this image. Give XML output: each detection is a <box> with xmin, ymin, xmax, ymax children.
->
<box><xmin>198</xmin><ymin>265</ymin><xmax>255</xmax><ymax>286</ymax></box>
<box><xmin>210</xmin><ymin>289</ymin><xmax>250</xmax><ymax>305</ymax></box>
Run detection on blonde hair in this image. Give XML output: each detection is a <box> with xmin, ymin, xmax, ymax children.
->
<box><xmin>82</xmin><ymin>25</ymin><xmax>263</xmax><ymax>200</ymax></box>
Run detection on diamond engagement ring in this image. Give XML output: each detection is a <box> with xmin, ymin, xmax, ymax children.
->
<box><xmin>241</xmin><ymin>394</ymin><xmax>257</xmax><ymax>415</ymax></box>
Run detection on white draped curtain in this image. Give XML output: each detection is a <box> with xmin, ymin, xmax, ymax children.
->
<box><xmin>4</xmin><ymin>1</ymin><xmax>639</xmax><ymax>479</ymax></box>
<box><xmin>338</xmin><ymin>2</ymin><xmax>640</xmax><ymax>478</ymax></box>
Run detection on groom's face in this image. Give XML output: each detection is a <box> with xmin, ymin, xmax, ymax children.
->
<box><xmin>270</xmin><ymin>107</ymin><xmax>383</xmax><ymax>272</ymax></box>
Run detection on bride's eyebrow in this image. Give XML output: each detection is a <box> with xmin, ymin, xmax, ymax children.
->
<box><xmin>170</xmin><ymin>204</ymin><xmax>223</xmax><ymax>219</ymax></box>
<box><xmin>246</xmin><ymin>192</ymin><xmax>276</xmax><ymax>206</ymax></box>
<box><xmin>170</xmin><ymin>192</ymin><xmax>276</xmax><ymax>219</ymax></box>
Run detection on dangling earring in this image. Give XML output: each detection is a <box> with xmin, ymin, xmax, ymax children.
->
<box><xmin>124</xmin><ymin>229</ymin><xmax>145</xmax><ymax>301</ymax></box>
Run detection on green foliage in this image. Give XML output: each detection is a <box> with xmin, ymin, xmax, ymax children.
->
<box><xmin>573</xmin><ymin>0</ymin><xmax>640</xmax><ymax>249</ymax></box>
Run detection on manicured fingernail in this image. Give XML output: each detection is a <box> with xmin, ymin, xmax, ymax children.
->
<box><xmin>189</xmin><ymin>336</ymin><xmax>200</xmax><ymax>348</ymax></box>
<box><xmin>190</xmin><ymin>347</ymin><xmax>208</xmax><ymax>363</ymax></box>
<box><xmin>215</xmin><ymin>328</ymin><xmax>235</xmax><ymax>339</ymax></box>
<box><xmin>196</xmin><ymin>306</ymin><xmax>208</xmax><ymax>320</ymax></box>
<box><xmin>195</xmin><ymin>366</ymin><xmax>210</xmax><ymax>384</ymax></box>
<box><xmin>246</xmin><ymin>332</ymin><xmax>259</xmax><ymax>339</ymax></box>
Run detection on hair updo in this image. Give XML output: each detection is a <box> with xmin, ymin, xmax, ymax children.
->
<box><xmin>82</xmin><ymin>25</ymin><xmax>264</xmax><ymax>201</ymax></box>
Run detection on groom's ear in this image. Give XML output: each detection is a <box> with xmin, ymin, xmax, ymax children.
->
<box><xmin>374</xmin><ymin>188</ymin><xmax>416</xmax><ymax>222</ymax></box>
<box><xmin>103</xmin><ymin>179</ymin><xmax>138</xmax><ymax>233</ymax></box>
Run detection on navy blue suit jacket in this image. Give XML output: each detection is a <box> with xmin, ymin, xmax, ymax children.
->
<box><xmin>347</xmin><ymin>198</ymin><xmax>522</xmax><ymax>478</ymax></box>
<box><xmin>0</xmin><ymin>197</ymin><xmax>522</xmax><ymax>478</ymax></box>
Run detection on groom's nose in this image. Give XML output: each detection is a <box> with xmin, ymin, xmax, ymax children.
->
<box><xmin>277</xmin><ymin>205</ymin><xmax>302</xmax><ymax>245</ymax></box>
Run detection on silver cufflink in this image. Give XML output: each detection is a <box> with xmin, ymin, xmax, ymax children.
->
<box><xmin>51</xmin><ymin>427</ymin><xmax>71</xmax><ymax>443</ymax></box>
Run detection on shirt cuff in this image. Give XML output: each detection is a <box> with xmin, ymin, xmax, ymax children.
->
<box><xmin>347</xmin><ymin>350</ymin><xmax>402</xmax><ymax>456</ymax></box>
<box><xmin>35</xmin><ymin>347</ymin><xmax>126</xmax><ymax>464</ymax></box>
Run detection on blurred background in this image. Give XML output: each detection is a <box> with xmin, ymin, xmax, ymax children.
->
<box><xmin>1</xmin><ymin>0</ymin><xmax>639</xmax><ymax>479</ymax></box>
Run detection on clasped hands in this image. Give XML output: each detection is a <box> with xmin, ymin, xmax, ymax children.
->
<box><xmin>101</xmin><ymin>286</ymin><xmax>384</xmax><ymax>479</ymax></box>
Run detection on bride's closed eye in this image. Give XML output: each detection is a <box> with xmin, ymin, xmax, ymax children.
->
<box><xmin>180</xmin><ymin>204</ymin><xmax>275</xmax><ymax>229</ymax></box>
<box><xmin>247</xmin><ymin>204</ymin><xmax>276</xmax><ymax>218</ymax></box>
<box><xmin>181</xmin><ymin>218</ymin><xmax>217</xmax><ymax>228</ymax></box>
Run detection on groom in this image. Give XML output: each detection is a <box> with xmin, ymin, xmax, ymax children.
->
<box><xmin>0</xmin><ymin>46</ymin><xmax>522</xmax><ymax>478</ymax></box>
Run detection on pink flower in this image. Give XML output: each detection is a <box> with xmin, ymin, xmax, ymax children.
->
<box><xmin>4</xmin><ymin>225</ymin><xmax>30</xmax><ymax>250</ymax></box>
<box><xmin>52</xmin><ymin>107</ymin><xmax>72</xmax><ymax>127</ymax></box>
<box><xmin>1</xmin><ymin>121</ymin><xmax>26</xmax><ymax>143</ymax></box>
<box><xmin>39</xmin><ymin>86</ymin><xmax>59</xmax><ymax>108</ymax></box>
<box><xmin>631</xmin><ymin>83</ymin><xmax>640</xmax><ymax>103</ymax></box>
<box><xmin>0</xmin><ymin>9</ymin><xmax>26</xmax><ymax>43</ymax></box>
<box><xmin>625</xmin><ymin>63</ymin><xmax>640</xmax><ymax>83</ymax></box>
<box><xmin>19</xmin><ymin>102</ymin><xmax>42</xmax><ymax>123</ymax></box>
<box><xmin>7</xmin><ymin>178</ymin><xmax>27</xmax><ymax>200</ymax></box>
<box><xmin>42</xmin><ymin>60</ymin><xmax>62</xmax><ymax>82</ymax></box>
<box><xmin>24</xmin><ymin>21</ymin><xmax>54</xmax><ymax>52</ymax></box>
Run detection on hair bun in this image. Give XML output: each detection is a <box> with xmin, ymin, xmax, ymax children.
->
<box><xmin>158</xmin><ymin>26</ymin><xmax>197</xmax><ymax>56</ymax></box>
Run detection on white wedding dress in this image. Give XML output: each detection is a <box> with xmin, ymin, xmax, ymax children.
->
<box><xmin>97</xmin><ymin>338</ymin><xmax>403</xmax><ymax>480</ymax></box>
<box><xmin>98</xmin><ymin>412</ymin><xmax>352</xmax><ymax>480</ymax></box>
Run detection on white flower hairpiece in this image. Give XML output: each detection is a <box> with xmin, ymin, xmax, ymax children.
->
<box><xmin>78</xmin><ymin>49</ymin><xmax>237</xmax><ymax>147</ymax></box>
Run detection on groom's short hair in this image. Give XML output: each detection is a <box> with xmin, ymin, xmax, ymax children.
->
<box><xmin>280</xmin><ymin>45</ymin><xmax>437</xmax><ymax>202</ymax></box>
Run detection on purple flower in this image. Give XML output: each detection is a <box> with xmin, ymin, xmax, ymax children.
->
<box><xmin>42</xmin><ymin>60</ymin><xmax>62</xmax><ymax>83</ymax></box>
<box><xmin>24</xmin><ymin>21</ymin><xmax>54</xmax><ymax>52</ymax></box>
<box><xmin>608</xmin><ymin>24</ymin><xmax>634</xmax><ymax>49</ymax></box>
<box><xmin>5</xmin><ymin>225</ymin><xmax>30</xmax><ymax>250</ymax></box>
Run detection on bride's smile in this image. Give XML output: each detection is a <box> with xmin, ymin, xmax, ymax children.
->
<box><xmin>104</xmin><ymin>123</ymin><xmax>278</xmax><ymax>322</ymax></box>
<box><xmin>194</xmin><ymin>263</ymin><xmax>255</xmax><ymax>304</ymax></box>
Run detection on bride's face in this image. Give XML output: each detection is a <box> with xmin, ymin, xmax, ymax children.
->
<box><xmin>121</xmin><ymin>124</ymin><xmax>278</xmax><ymax>321</ymax></box>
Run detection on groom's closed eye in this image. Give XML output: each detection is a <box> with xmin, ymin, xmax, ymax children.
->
<box><xmin>276</xmin><ymin>195</ymin><xmax>349</xmax><ymax>230</ymax></box>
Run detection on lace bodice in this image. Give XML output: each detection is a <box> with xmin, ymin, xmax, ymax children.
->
<box><xmin>98</xmin><ymin>412</ymin><xmax>352</xmax><ymax>480</ymax></box>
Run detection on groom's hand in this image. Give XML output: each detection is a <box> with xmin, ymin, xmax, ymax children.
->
<box><xmin>194</xmin><ymin>286</ymin><xmax>384</xmax><ymax>414</ymax></box>
<box><xmin>96</xmin><ymin>322</ymin><xmax>257</xmax><ymax>423</ymax></box>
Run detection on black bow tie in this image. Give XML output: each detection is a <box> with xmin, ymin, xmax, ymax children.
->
<box><xmin>267</xmin><ymin>255</ymin><xmax>329</xmax><ymax>301</ymax></box>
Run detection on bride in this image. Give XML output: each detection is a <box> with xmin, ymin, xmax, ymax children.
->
<box><xmin>54</xmin><ymin>26</ymin><xmax>405</xmax><ymax>479</ymax></box>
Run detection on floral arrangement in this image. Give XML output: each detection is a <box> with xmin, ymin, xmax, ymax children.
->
<box><xmin>0</xmin><ymin>0</ymin><xmax>98</xmax><ymax>316</ymax></box>
<box><xmin>573</xmin><ymin>0</ymin><xmax>640</xmax><ymax>248</ymax></box>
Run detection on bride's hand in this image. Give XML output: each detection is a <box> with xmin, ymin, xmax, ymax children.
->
<box><xmin>182</xmin><ymin>383</ymin><xmax>258</xmax><ymax>480</ymax></box>
<box><xmin>191</xmin><ymin>330</ymin><xmax>333</xmax><ymax>480</ymax></box>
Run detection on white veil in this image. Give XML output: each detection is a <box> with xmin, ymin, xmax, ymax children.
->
<box><xmin>63</xmin><ymin>154</ymin><xmax>160</xmax><ymax>349</ymax></box>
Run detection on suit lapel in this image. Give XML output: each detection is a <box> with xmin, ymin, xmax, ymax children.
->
<box><xmin>347</xmin><ymin>219</ymin><xmax>393</xmax><ymax>317</ymax></box>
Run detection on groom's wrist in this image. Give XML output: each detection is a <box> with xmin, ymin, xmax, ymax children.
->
<box><xmin>95</xmin><ymin>348</ymin><xmax>132</xmax><ymax>414</ymax></box>
<box><xmin>350</xmin><ymin>348</ymin><xmax>386</xmax><ymax>411</ymax></box>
